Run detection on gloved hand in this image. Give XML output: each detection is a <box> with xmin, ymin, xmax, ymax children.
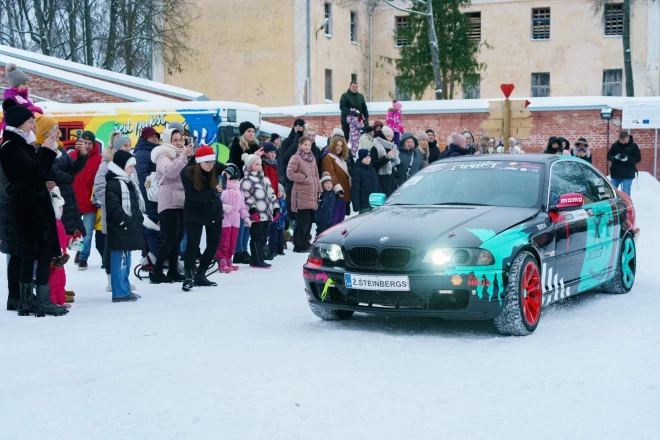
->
<box><xmin>620</xmin><ymin>155</ymin><xmax>628</xmax><ymax>162</ymax></box>
<box><xmin>273</xmin><ymin>208</ymin><xmax>280</xmax><ymax>221</ymax></box>
<box><xmin>249</xmin><ymin>208</ymin><xmax>260</xmax><ymax>222</ymax></box>
<box><xmin>615</xmin><ymin>154</ymin><xmax>621</xmax><ymax>160</ymax></box>
<box><xmin>223</xmin><ymin>205</ymin><xmax>233</xmax><ymax>214</ymax></box>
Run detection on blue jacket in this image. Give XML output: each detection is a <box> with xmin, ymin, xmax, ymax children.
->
<box><xmin>134</xmin><ymin>137</ymin><xmax>160</xmax><ymax>217</ymax></box>
<box><xmin>270</xmin><ymin>197</ymin><xmax>290</xmax><ymax>231</ymax></box>
<box><xmin>315</xmin><ymin>190</ymin><xmax>337</xmax><ymax>228</ymax></box>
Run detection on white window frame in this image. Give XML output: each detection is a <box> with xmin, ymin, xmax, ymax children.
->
<box><xmin>350</xmin><ymin>11</ymin><xmax>358</xmax><ymax>44</ymax></box>
<box><xmin>531</xmin><ymin>72</ymin><xmax>550</xmax><ymax>97</ymax></box>
<box><xmin>602</xmin><ymin>69</ymin><xmax>623</xmax><ymax>96</ymax></box>
<box><xmin>324</xmin><ymin>2</ymin><xmax>333</xmax><ymax>37</ymax></box>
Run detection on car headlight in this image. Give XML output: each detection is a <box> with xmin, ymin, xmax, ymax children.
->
<box><xmin>310</xmin><ymin>243</ymin><xmax>344</xmax><ymax>265</ymax></box>
<box><xmin>423</xmin><ymin>248</ymin><xmax>494</xmax><ymax>266</ymax></box>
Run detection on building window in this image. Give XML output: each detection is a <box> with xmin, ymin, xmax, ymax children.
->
<box><xmin>604</xmin><ymin>3</ymin><xmax>623</xmax><ymax>36</ymax></box>
<box><xmin>531</xmin><ymin>72</ymin><xmax>550</xmax><ymax>97</ymax></box>
<box><xmin>602</xmin><ymin>69</ymin><xmax>623</xmax><ymax>96</ymax></box>
<box><xmin>395</xmin><ymin>16</ymin><xmax>409</xmax><ymax>47</ymax></box>
<box><xmin>394</xmin><ymin>77</ymin><xmax>412</xmax><ymax>101</ymax></box>
<box><xmin>531</xmin><ymin>8</ymin><xmax>551</xmax><ymax>40</ymax></box>
<box><xmin>465</xmin><ymin>12</ymin><xmax>481</xmax><ymax>41</ymax></box>
<box><xmin>324</xmin><ymin>2</ymin><xmax>333</xmax><ymax>36</ymax></box>
<box><xmin>350</xmin><ymin>11</ymin><xmax>358</xmax><ymax>43</ymax></box>
<box><xmin>325</xmin><ymin>69</ymin><xmax>333</xmax><ymax>101</ymax></box>
<box><xmin>351</xmin><ymin>73</ymin><xmax>358</xmax><ymax>84</ymax></box>
<box><xmin>463</xmin><ymin>74</ymin><xmax>480</xmax><ymax>99</ymax></box>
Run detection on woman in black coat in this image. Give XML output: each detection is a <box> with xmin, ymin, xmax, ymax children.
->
<box><xmin>352</xmin><ymin>149</ymin><xmax>382</xmax><ymax>214</ymax></box>
<box><xmin>180</xmin><ymin>146</ymin><xmax>228</xmax><ymax>291</ymax></box>
<box><xmin>0</xmin><ymin>100</ymin><xmax>67</xmax><ymax>316</ymax></box>
<box><xmin>0</xmin><ymin>164</ymin><xmax>21</xmax><ymax>310</ymax></box>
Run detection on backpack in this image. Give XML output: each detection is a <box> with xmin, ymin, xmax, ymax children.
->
<box><xmin>145</xmin><ymin>171</ymin><xmax>165</xmax><ymax>202</ymax></box>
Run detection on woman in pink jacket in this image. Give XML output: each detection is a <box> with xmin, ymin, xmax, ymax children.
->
<box><xmin>149</xmin><ymin>128</ymin><xmax>193</xmax><ymax>283</ymax></box>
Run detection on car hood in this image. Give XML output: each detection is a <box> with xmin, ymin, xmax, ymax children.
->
<box><xmin>320</xmin><ymin>205</ymin><xmax>539</xmax><ymax>249</ymax></box>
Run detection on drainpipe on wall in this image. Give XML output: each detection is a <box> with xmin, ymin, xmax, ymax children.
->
<box><xmin>369</xmin><ymin>6</ymin><xmax>373</xmax><ymax>102</ymax></box>
<box><xmin>306</xmin><ymin>0</ymin><xmax>311</xmax><ymax>105</ymax></box>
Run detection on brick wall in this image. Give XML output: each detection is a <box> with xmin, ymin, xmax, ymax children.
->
<box><xmin>265</xmin><ymin>109</ymin><xmax>660</xmax><ymax>178</ymax></box>
<box><xmin>0</xmin><ymin>66</ymin><xmax>129</xmax><ymax>104</ymax></box>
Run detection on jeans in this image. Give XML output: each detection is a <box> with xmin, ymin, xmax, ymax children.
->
<box><xmin>235</xmin><ymin>218</ymin><xmax>250</xmax><ymax>253</ymax></box>
<box><xmin>611</xmin><ymin>178</ymin><xmax>633</xmax><ymax>196</ymax></box>
<box><xmin>110</xmin><ymin>250</ymin><xmax>132</xmax><ymax>299</ymax></box>
<box><xmin>79</xmin><ymin>212</ymin><xmax>97</xmax><ymax>262</ymax></box>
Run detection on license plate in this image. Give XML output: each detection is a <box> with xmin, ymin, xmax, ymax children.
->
<box><xmin>344</xmin><ymin>274</ymin><xmax>410</xmax><ymax>291</ymax></box>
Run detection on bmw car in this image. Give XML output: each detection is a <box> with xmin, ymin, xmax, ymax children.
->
<box><xmin>302</xmin><ymin>155</ymin><xmax>639</xmax><ymax>336</ymax></box>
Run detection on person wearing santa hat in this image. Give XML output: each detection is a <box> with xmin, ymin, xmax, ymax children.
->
<box><xmin>180</xmin><ymin>145</ymin><xmax>229</xmax><ymax>291</ymax></box>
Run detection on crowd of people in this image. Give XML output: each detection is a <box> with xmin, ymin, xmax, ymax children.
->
<box><xmin>0</xmin><ymin>70</ymin><xmax>643</xmax><ymax>317</ymax></box>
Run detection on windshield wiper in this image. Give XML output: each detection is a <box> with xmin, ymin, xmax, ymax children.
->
<box><xmin>434</xmin><ymin>202</ymin><xmax>489</xmax><ymax>206</ymax></box>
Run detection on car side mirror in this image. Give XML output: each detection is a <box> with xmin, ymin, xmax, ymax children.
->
<box><xmin>369</xmin><ymin>193</ymin><xmax>386</xmax><ymax>207</ymax></box>
<box><xmin>550</xmin><ymin>193</ymin><xmax>584</xmax><ymax>212</ymax></box>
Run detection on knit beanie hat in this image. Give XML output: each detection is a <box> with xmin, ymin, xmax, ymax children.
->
<box><xmin>425</xmin><ymin>129</ymin><xmax>435</xmax><ymax>135</ymax></box>
<box><xmin>141</xmin><ymin>127</ymin><xmax>160</xmax><ymax>141</ymax></box>
<box><xmin>320</xmin><ymin>171</ymin><xmax>333</xmax><ymax>186</ymax></box>
<box><xmin>195</xmin><ymin>145</ymin><xmax>216</xmax><ymax>163</ymax></box>
<box><xmin>278</xmin><ymin>183</ymin><xmax>285</xmax><ymax>194</ymax></box>
<box><xmin>113</xmin><ymin>150</ymin><xmax>136</xmax><ymax>170</ymax></box>
<box><xmin>294</xmin><ymin>118</ymin><xmax>306</xmax><ymax>128</ymax></box>
<box><xmin>2</xmin><ymin>99</ymin><xmax>33</xmax><ymax>128</ymax></box>
<box><xmin>262</xmin><ymin>142</ymin><xmax>278</xmax><ymax>154</ymax></box>
<box><xmin>332</xmin><ymin>128</ymin><xmax>344</xmax><ymax>137</ymax></box>
<box><xmin>358</xmin><ymin>149</ymin><xmax>370</xmax><ymax>162</ymax></box>
<box><xmin>112</xmin><ymin>134</ymin><xmax>131</xmax><ymax>150</ymax></box>
<box><xmin>239</xmin><ymin>121</ymin><xmax>256</xmax><ymax>136</ymax></box>
<box><xmin>225</xmin><ymin>163</ymin><xmax>240</xmax><ymax>180</ymax></box>
<box><xmin>82</xmin><ymin>130</ymin><xmax>96</xmax><ymax>144</ymax></box>
<box><xmin>270</xmin><ymin>133</ymin><xmax>280</xmax><ymax>142</ymax></box>
<box><xmin>169</xmin><ymin>121</ymin><xmax>185</xmax><ymax>132</ymax></box>
<box><xmin>381</xmin><ymin>126</ymin><xmax>394</xmax><ymax>139</ymax></box>
<box><xmin>35</xmin><ymin>113</ymin><xmax>58</xmax><ymax>145</ymax></box>
<box><xmin>6</xmin><ymin>63</ymin><xmax>30</xmax><ymax>88</ymax></box>
<box><xmin>242</xmin><ymin>152</ymin><xmax>260</xmax><ymax>170</ymax></box>
<box><xmin>392</xmin><ymin>101</ymin><xmax>403</xmax><ymax>112</ymax></box>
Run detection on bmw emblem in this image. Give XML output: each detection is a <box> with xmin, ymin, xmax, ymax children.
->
<box><xmin>379</xmin><ymin>236</ymin><xmax>390</xmax><ymax>243</ymax></box>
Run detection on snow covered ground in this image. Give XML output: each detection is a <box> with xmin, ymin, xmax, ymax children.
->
<box><xmin>1</xmin><ymin>175</ymin><xmax>659</xmax><ymax>440</ymax></box>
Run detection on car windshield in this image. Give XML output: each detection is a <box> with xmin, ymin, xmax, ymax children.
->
<box><xmin>388</xmin><ymin>160</ymin><xmax>544</xmax><ymax>208</ymax></box>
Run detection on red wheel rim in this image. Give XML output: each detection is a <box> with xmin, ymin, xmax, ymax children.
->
<box><xmin>520</xmin><ymin>262</ymin><xmax>542</xmax><ymax>325</ymax></box>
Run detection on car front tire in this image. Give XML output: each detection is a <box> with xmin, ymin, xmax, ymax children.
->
<box><xmin>601</xmin><ymin>234</ymin><xmax>636</xmax><ymax>295</ymax></box>
<box><xmin>494</xmin><ymin>251</ymin><xmax>542</xmax><ymax>336</ymax></box>
<box><xmin>309</xmin><ymin>304</ymin><xmax>355</xmax><ymax>321</ymax></box>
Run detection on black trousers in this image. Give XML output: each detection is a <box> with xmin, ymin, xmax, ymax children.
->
<box><xmin>341</xmin><ymin>120</ymin><xmax>350</xmax><ymax>142</ymax></box>
<box><xmin>285</xmin><ymin>181</ymin><xmax>296</xmax><ymax>221</ymax></box>
<box><xmin>184</xmin><ymin>221</ymin><xmax>222</xmax><ymax>272</ymax></box>
<box><xmin>95</xmin><ymin>230</ymin><xmax>105</xmax><ymax>258</ymax></box>
<box><xmin>156</xmin><ymin>209</ymin><xmax>185</xmax><ymax>273</ymax></box>
<box><xmin>20</xmin><ymin>258</ymin><xmax>50</xmax><ymax>284</ymax></box>
<box><xmin>249</xmin><ymin>221</ymin><xmax>270</xmax><ymax>264</ymax></box>
<box><xmin>103</xmin><ymin>233</ymin><xmax>111</xmax><ymax>275</ymax></box>
<box><xmin>7</xmin><ymin>254</ymin><xmax>21</xmax><ymax>303</ymax></box>
<box><xmin>268</xmin><ymin>228</ymin><xmax>285</xmax><ymax>254</ymax></box>
<box><xmin>293</xmin><ymin>209</ymin><xmax>314</xmax><ymax>249</ymax></box>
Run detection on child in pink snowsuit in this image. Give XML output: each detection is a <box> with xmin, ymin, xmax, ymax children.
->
<box><xmin>216</xmin><ymin>164</ymin><xmax>251</xmax><ymax>273</ymax></box>
<box><xmin>386</xmin><ymin>100</ymin><xmax>404</xmax><ymax>146</ymax></box>
<box><xmin>2</xmin><ymin>63</ymin><xmax>43</xmax><ymax>131</ymax></box>
<box><xmin>49</xmin><ymin>187</ymin><xmax>70</xmax><ymax>307</ymax></box>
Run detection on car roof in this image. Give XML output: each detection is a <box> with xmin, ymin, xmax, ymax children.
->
<box><xmin>428</xmin><ymin>153</ymin><xmax>557</xmax><ymax>166</ymax></box>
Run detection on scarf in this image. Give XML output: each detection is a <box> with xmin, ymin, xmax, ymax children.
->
<box><xmin>373</xmin><ymin>138</ymin><xmax>395</xmax><ymax>176</ymax></box>
<box><xmin>223</xmin><ymin>179</ymin><xmax>243</xmax><ymax>208</ymax></box>
<box><xmin>108</xmin><ymin>162</ymin><xmax>146</xmax><ymax>216</ymax></box>
<box><xmin>4</xmin><ymin>126</ymin><xmax>30</xmax><ymax>142</ymax></box>
<box><xmin>297</xmin><ymin>148</ymin><xmax>315</xmax><ymax>163</ymax></box>
<box><xmin>263</xmin><ymin>157</ymin><xmax>278</xmax><ymax>167</ymax></box>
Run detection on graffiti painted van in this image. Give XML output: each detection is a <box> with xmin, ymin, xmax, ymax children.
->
<box><xmin>36</xmin><ymin>101</ymin><xmax>262</xmax><ymax>163</ymax></box>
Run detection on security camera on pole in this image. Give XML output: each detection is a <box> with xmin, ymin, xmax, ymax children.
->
<box><xmin>481</xmin><ymin>84</ymin><xmax>533</xmax><ymax>152</ymax></box>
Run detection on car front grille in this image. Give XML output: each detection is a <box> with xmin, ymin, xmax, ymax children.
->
<box><xmin>347</xmin><ymin>247</ymin><xmax>414</xmax><ymax>269</ymax></box>
<box><xmin>348</xmin><ymin>247</ymin><xmax>379</xmax><ymax>267</ymax></box>
<box><xmin>380</xmin><ymin>248</ymin><xmax>413</xmax><ymax>268</ymax></box>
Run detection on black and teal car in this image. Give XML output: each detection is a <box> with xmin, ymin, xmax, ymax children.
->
<box><xmin>303</xmin><ymin>155</ymin><xmax>639</xmax><ymax>336</ymax></box>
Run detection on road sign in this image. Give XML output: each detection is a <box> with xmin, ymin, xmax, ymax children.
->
<box><xmin>622</xmin><ymin>102</ymin><xmax>660</xmax><ymax>129</ymax></box>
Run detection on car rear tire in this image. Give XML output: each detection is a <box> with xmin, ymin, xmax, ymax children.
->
<box><xmin>494</xmin><ymin>251</ymin><xmax>542</xmax><ymax>336</ymax></box>
<box><xmin>309</xmin><ymin>304</ymin><xmax>355</xmax><ymax>321</ymax></box>
<box><xmin>601</xmin><ymin>235</ymin><xmax>636</xmax><ymax>295</ymax></box>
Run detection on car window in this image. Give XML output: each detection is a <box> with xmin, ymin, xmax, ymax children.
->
<box><xmin>579</xmin><ymin>164</ymin><xmax>615</xmax><ymax>201</ymax></box>
<box><xmin>549</xmin><ymin>161</ymin><xmax>597</xmax><ymax>206</ymax></box>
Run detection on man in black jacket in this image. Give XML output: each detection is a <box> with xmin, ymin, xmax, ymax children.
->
<box><xmin>278</xmin><ymin>118</ymin><xmax>305</xmax><ymax>185</ymax></box>
<box><xmin>607</xmin><ymin>132</ymin><xmax>641</xmax><ymax>196</ymax></box>
<box><xmin>339</xmin><ymin>82</ymin><xmax>369</xmax><ymax>140</ymax></box>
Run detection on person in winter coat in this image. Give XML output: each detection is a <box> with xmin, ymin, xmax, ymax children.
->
<box><xmin>36</xmin><ymin>115</ymin><xmax>90</xmax><ymax>261</ymax></box>
<box><xmin>545</xmin><ymin>137</ymin><xmax>561</xmax><ymax>155</ymax></box>
<box><xmin>278</xmin><ymin>118</ymin><xmax>306</xmax><ymax>185</ymax></box>
<box><xmin>70</xmin><ymin>130</ymin><xmax>103</xmax><ymax>269</ymax></box>
<box><xmin>105</xmin><ymin>150</ymin><xmax>144</xmax><ymax>303</ymax></box>
<box><xmin>216</xmin><ymin>164</ymin><xmax>250</xmax><ymax>273</ymax></box>
<box><xmin>358</xmin><ymin>126</ymin><xmax>374</xmax><ymax>152</ymax></box>
<box><xmin>281</xmin><ymin>128</ymin><xmax>323</xmax><ymax>223</ymax></box>
<box><xmin>370</xmin><ymin>126</ymin><xmax>400</xmax><ymax>197</ymax></box>
<box><xmin>440</xmin><ymin>133</ymin><xmax>470</xmax><ymax>159</ymax></box>
<box><xmin>2</xmin><ymin>63</ymin><xmax>43</xmax><ymax>132</ymax></box>
<box><xmin>0</xmin><ymin>99</ymin><xmax>67</xmax><ymax>317</ymax></box>
<box><xmin>322</xmin><ymin>135</ymin><xmax>352</xmax><ymax>225</ymax></box>
<box><xmin>574</xmin><ymin>137</ymin><xmax>592</xmax><ymax>164</ymax></box>
<box><xmin>94</xmin><ymin>132</ymin><xmax>137</xmax><ymax>289</ymax></box>
<box><xmin>228</xmin><ymin>121</ymin><xmax>263</xmax><ymax>264</ymax></box>
<box><xmin>180</xmin><ymin>146</ymin><xmax>228</xmax><ymax>290</ymax></box>
<box><xmin>48</xmin><ymin>186</ymin><xmax>71</xmax><ymax>308</ymax></box>
<box><xmin>316</xmin><ymin>173</ymin><xmax>337</xmax><ymax>236</ymax></box>
<box><xmin>346</xmin><ymin>114</ymin><xmax>364</xmax><ymax>155</ymax></box>
<box><xmin>340</xmin><ymin>81</ymin><xmax>369</xmax><ymax>141</ymax></box>
<box><xmin>386</xmin><ymin>100</ymin><xmax>404</xmax><ymax>146</ymax></box>
<box><xmin>607</xmin><ymin>132</ymin><xmax>642</xmax><ymax>196</ymax></box>
<box><xmin>416</xmin><ymin>130</ymin><xmax>430</xmax><ymax>166</ymax></box>
<box><xmin>241</xmin><ymin>153</ymin><xmax>280</xmax><ymax>268</ymax></box>
<box><xmin>287</xmin><ymin>135</ymin><xmax>321</xmax><ymax>253</ymax></box>
<box><xmin>0</xmin><ymin>146</ymin><xmax>22</xmax><ymax>311</ymax></box>
<box><xmin>134</xmin><ymin>126</ymin><xmax>162</xmax><ymax>258</ymax></box>
<box><xmin>462</xmin><ymin>131</ymin><xmax>480</xmax><ymax>155</ymax></box>
<box><xmin>497</xmin><ymin>137</ymin><xmax>524</xmax><ymax>154</ymax></box>
<box><xmin>268</xmin><ymin>183</ymin><xmax>289</xmax><ymax>256</ymax></box>
<box><xmin>427</xmin><ymin>129</ymin><xmax>443</xmax><ymax>163</ymax></box>
<box><xmin>484</xmin><ymin>137</ymin><xmax>496</xmax><ymax>155</ymax></box>
<box><xmin>395</xmin><ymin>133</ymin><xmax>425</xmax><ymax>187</ymax></box>
<box><xmin>150</xmin><ymin>128</ymin><xmax>193</xmax><ymax>284</ymax></box>
<box><xmin>262</xmin><ymin>142</ymin><xmax>279</xmax><ymax>189</ymax></box>
<box><xmin>352</xmin><ymin>149</ymin><xmax>381</xmax><ymax>214</ymax></box>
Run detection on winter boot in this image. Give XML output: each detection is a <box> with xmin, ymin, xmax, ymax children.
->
<box><xmin>232</xmin><ymin>252</ymin><xmax>244</xmax><ymax>265</ymax></box>
<box><xmin>182</xmin><ymin>269</ymin><xmax>195</xmax><ymax>292</ymax></box>
<box><xmin>150</xmin><ymin>269</ymin><xmax>174</xmax><ymax>284</ymax></box>
<box><xmin>219</xmin><ymin>259</ymin><xmax>232</xmax><ymax>274</ymax></box>
<box><xmin>65</xmin><ymin>294</ymin><xmax>75</xmax><ymax>304</ymax></box>
<box><xmin>194</xmin><ymin>265</ymin><xmax>218</xmax><ymax>287</ymax></box>
<box><xmin>65</xmin><ymin>290</ymin><xmax>75</xmax><ymax>297</ymax></box>
<box><xmin>35</xmin><ymin>285</ymin><xmax>68</xmax><ymax>317</ymax></box>
<box><xmin>17</xmin><ymin>283</ymin><xmax>37</xmax><ymax>316</ymax></box>
<box><xmin>112</xmin><ymin>293</ymin><xmax>140</xmax><ymax>303</ymax></box>
<box><xmin>74</xmin><ymin>253</ymin><xmax>80</xmax><ymax>265</ymax></box>
<box><xmin>166</xmin><ymin>269</ymin><xmax>186</xmax><ymax>283</ymax></box>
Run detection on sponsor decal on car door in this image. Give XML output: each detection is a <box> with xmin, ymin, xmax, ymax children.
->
<box><xmin>578</xmin><ymin>200</ymin><xmax>618</xmax><ymax>292</ymax></box>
